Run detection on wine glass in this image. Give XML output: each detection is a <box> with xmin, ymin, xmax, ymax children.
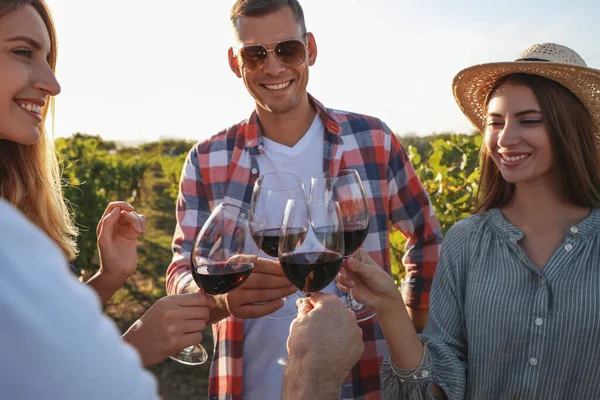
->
<box><xmin>310</xmin><ymin>169</ymin><xmax>377</xmax><ymax>322</ymax></box>
<box><xmin>169</xmin><ymin>203</ymin><xmax>266</xmax><ymax>365</ymax></box>
<box><xmin>250</xmin><ymin>172</ymin><xmax>307</xmax><ymax>319</ymax></box>
<box><xmin>277</xmin><ymin>199</ymin><xmax>345</xmax><ymax>365</ymax></box>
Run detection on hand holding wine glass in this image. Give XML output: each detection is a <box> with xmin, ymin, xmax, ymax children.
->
<box><xmin>284</xmin><ymin>293</ymin><xmax>363</xmax><ymax>397</ymax></box>
<box><xmin>336</xmin><ymin>248</ymin><xmax>402</xmax><ymax>312</ymax></box>
<box><xmin>168</xmin><ymin>203</ymin><xmax>266</xmax><ymax>365</ymax></box>
<box><xmin>277</xmin><ymin>199</ymin><xmax>345</xmax><ymax>366</ymax></box>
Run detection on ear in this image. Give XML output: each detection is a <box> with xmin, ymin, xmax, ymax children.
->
<box><xmin>306</xmin><ymin>32</ymin><xmax>317</xmax><ymax>66</ymax></box>
<box><xmin>228</xmin><ymin>47</ymin><xmax>242</xmax><ymax>78</ymax></box>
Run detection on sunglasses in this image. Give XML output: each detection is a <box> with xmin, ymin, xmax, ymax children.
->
<box><xmin>234</xmin><ymin>38</ymin><xmax>309</xmax><ymax>72</ymax></box>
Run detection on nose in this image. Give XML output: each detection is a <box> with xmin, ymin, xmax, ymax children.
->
<box><xmin>497</xmin><ymin>120</ymin><xmax>521</xmax><ymax>148</ymax></box>
<box><xmin>33</xmin><ymin>62</ymin><xmax>61</xmax><ymax>97</ymax></box>
<box><xmin>262</xmin><ymin>50</ymin><xmax>286</xmax><ymax>75</ymax></box>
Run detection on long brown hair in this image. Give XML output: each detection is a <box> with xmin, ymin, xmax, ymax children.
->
<box><xmin>0</xmin><ymin>0</ymin><xmax>78</xmax><ymax>260</ymax></box>
<box><xmin>475</xmin><ymin>73</ymin><xmax>600</xmax><ymax>212</ymax></box>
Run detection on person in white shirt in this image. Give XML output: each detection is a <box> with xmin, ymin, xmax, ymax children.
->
<box><xmin>0</xmin><ymin>0</ymin><xmax>215</xmax><ymax>367</ymax></box>
<box><xmin>0</xmin><ymin>199</ymin><xmax>161</xmax><ymax>399</ymax></box>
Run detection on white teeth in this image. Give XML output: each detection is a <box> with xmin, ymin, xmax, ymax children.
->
<box><xmin>264</xmin><ymin>81</ymin><xmax>291</xmax><ymax>90</ymax></box>
<box><xmin>20</xmin><ymin>103</ymin><xmax>42</xmax><ymax>115</ymax></box>
<box><xmin>504</xmin><ymin>154</ymin><xmax>528</xmax><ymax>162</ymax></box>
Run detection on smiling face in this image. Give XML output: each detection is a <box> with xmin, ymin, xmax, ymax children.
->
<box><xmin>484</xmin><ymin>82</ymin><xmax>555</xmax><ymax>186</ymax></box>
<box><xmin>228</xmin><ymin>5</ymin><xmax>316</xmax><ymax>115</ymax></box>
<box><xmin>0</xmin><ymin>4</ymin><xmax>60</xmax><ymax>145</ymax></box>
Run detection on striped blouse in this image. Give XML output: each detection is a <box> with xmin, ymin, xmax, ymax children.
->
<box><xmin>381</xmin><ymin>208</ymin><xmax>600</xmax><ymax>399</ymax></box>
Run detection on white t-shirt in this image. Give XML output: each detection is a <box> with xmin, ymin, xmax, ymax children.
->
<box><xmin>243</xmin><ymin>115</ymin><xmax>340</xmax><ymax>399</ymax></box>
<box><xmin>0</xmin><ymin>200</ymin><xmax>159</xmax><ymax>400</ymax></box>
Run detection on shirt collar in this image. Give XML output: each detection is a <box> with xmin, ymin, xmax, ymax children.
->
<box><xmin>241</xmin><ymin>94</ymin><xmax>342</xmax><ymax>150</ymax></box>
<box><xmin>487</xmin><ymin>207</ymin><xmax>600</xmax><ymax>244</ymax></box>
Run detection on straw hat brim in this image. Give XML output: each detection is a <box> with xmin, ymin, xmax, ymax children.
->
<box><xmin>453</xmin><ymin>61</ymin><xmax>600</xmax><ymax>143</ymax></box>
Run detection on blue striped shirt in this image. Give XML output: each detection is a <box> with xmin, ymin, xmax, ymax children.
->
<box><xmin>381</xmin><ymin>208</ymin><xmax>600</xmax><ymax>399</ymax></box>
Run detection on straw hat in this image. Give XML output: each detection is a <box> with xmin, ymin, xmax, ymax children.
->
<box><xmin>452</xmin><ymin>43</ymin><xmax>600</xmax><ymax>143</ymax></box>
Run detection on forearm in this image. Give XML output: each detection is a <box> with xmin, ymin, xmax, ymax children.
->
<box><xmin>378</xmin><ymin>295</ymin><xmax>424</xmax><ymax>371</ymax></box>
<box><xmin>121</xmin><ymin>320</ymin><xmax>153</xmax><ymax>368</ymax></box>
<box><xmin>406</xmin><ymin>306</ymin><xmax>428</xmax><ymax>333</ymax></box>
<box><xmin>282</xmin><ymin>358</ymin><xmax>339</xmax><ymax>400</ymax></box>
<box><xmin>86</xmin><ymin>271</ymin><xmax>127</xmax><ymax>305</ymax></box>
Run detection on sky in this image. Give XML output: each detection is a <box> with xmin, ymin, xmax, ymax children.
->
<box><xmin>45</xmin><ymin>0</ymin><xmax>600</xmax><ymax>143</ymax></box>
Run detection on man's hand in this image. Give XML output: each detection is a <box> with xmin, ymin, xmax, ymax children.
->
<box><xmin>207</xmin><ymin>258</ymin><xmax>297</xmax><ymax>323</ymax></box>
<box><xmin>283</xmin><ymin>294</ymin><xmax>364</xmax><ymax>400</ymax></box>
<box><xmin>122</xmin><ymin>293</ymin><xmax>216</xmax><ymax>367</ymax></box>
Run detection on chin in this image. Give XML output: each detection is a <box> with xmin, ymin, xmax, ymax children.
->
<box><xmin>500</xmin><ymin>172</ymin><xmax>545</xmax><ymax>186</ymax></box>
<box><xmin>264</xmin><ymin>99</ymin><xmax>299</xmax><ymax>114</ymax></box>
<box><xmin>0</xmin><ymin>128</ymin><xmax>41</xmax><ymax>145</ymax></box>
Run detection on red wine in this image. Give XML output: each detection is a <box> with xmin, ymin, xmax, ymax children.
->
<box><xmin>279</xmin><ymin>252</ymin><xmax>343</xmax><ymax>294</ymax></box>
<box><xmin>253</xmin><ymin>228</ymin><xmax>307</xmax><ymax>258</ymax></box>
<box><xmin>314</xmin><ymin>224</ymin><xmax>369</xmax><ymax>256</ymax></box>
<box><xmin>342</xmin><ymin>224</ymin><xmax>369</xmax><ymax>256</ymax></box>
<box><xmin>191</xmin><ymin>262</ymin><xmax>253</xmax><ymax>295</ymax></box>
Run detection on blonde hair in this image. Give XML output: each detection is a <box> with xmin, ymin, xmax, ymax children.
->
<box><xmin>0</xmin><ymin>0</ymin><xmax>78</xmax><ymax>260</ymax></box>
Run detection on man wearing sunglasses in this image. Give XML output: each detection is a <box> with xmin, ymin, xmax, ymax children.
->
<box><xmin>167</xmin><ymin>0</ymin><xmax>442</xmax><ymax>399</ymax></box>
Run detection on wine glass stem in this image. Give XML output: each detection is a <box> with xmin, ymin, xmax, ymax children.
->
<box><xmin>346</xmin><ymin>288</ymin><xmax>356</xmax><ymax>306</ymax></box>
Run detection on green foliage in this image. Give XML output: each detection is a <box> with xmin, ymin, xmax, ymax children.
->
<box><xmin>57</xmin><ymin>133</ymin><xmax>148</xmax><ymax>271</ymax></box>
<box><xmin>390</xmin><ymin>133</ymin><xmax>482</xmax><ymax>282</ymax></box>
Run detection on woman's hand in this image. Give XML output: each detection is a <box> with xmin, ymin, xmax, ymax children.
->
<box><xmin>122</xmin><ymin>293</ymin><xmax>216</xmax><ymax>367</ymax></box>
<box><xmin>337</xmin><ymin>248</ymin><xmax>402</xmax><ymax>312</ymax></box>
<box><xmin>96</xmin><ymin>201</ymin><xmax>146</xmax><ymax>283</ymax></box>
<box><xmin>87</xmin><ymin>202</ymin><xmax>146</xmax><ymax>304</ymax></box>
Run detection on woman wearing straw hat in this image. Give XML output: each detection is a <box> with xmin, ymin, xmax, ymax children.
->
<box><xmin>336</xmin><ymin>42</ymin><xmax>600</xmax><ymax>399</ymax></box>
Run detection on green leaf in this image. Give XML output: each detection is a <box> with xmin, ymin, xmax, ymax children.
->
<box><xmin>454</xmin><ymin>192</ymin><xmax>471</xmax><ymax>204</ymax></box>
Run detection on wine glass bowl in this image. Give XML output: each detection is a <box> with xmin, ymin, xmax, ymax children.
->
<box><xmin>169</xmin><ymin>203</ymin><xmax>265</xmax><ymax>365</ymax></box>
<box><xmin>250</xmin><ymin>172</ymin><xmax>307</xmax><ymax>319</ymax></box>
<box><xmin>310</xmin><ymin>169</ymin><xmax>377</xmax><ymax>322</ymax></box>
<box><xmin>278</xmin><ymin>199</ymin><xmax>344</xmax><ymax>297</ymax></box>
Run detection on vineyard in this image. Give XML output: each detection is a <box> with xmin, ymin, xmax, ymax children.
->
<box><xmin>57</xmin><ymin>132</ymin><xmax>481</xmax><ymax>399</ymax></box>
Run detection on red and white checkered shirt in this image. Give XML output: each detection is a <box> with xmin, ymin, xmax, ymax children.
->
<box><xmin>167</xmin><ymin>95</ymin><xmax>442</xmax><ymax>399</ymax></box>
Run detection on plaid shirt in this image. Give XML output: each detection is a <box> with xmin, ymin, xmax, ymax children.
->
<box><xmin>167</xmin><ymin>95</ymin><xmax>442</xmax><ymax>400</ymax></box>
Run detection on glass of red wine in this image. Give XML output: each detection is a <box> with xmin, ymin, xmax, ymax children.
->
<box><xmin>250</xmin><ymin>172</ymin><xmax>307</xmax><ymax>319</ymax></box>
<box><xmin>277</xmin><ymin>199</ymin><xmax>345</xmax><ymax>365</ymax></box>
<box><xmin>169</xmin><ymin>203</ymin><xmax>266</xmax><ymax>365</ymax></box>
<box><xmin>310</xmin><ymin>169</ymin><xmax>377</xmax><ymax>322</ymax></box>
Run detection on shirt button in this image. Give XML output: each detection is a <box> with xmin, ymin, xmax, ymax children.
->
<box><xmin>248</xmin><ymin>140</ymin><xmax>254</xmax><ymax>146</ymax></box>
<box><xmin>529</xmin><ymin>358</ymin><xmax>538</xmax><ymax>366</ymax></box>
<box><xmin>421</xmin><ymin>370</ymin><xmax>430</xmax><ymax>378</ymax></box>
<box><xmin>258</xmin><ymin>144</ymin><xmax>264</xmax><ymax>150</ymax></box>
<box><xmin>570</xmin><ymin>226</ymin><xmax>579</xmax><ymax>234</ymax></box>
<box><xmin>565</xmin><ymin>244</ymin><xmax>573</xmax><ymax>251</ymax></box>
<box><xmin>251</xmin><ymin>168</ymin><xmax>258</xmax><ymax>175</ymax></box>
<box><xmin>535</xmin><ymin>318</ymin><xmax>544</xmax><ymax>326</ymax></box>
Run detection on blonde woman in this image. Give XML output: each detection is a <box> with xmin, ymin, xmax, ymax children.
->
<box><xmin>0</xmin><ymin>0</ymin><xmax>214</xmax><ymax>367</ymax></box>
<box><xmin>337</xmin><ymin>43</ymin><xmax>600</xmax><ymax>399</ymax></box>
